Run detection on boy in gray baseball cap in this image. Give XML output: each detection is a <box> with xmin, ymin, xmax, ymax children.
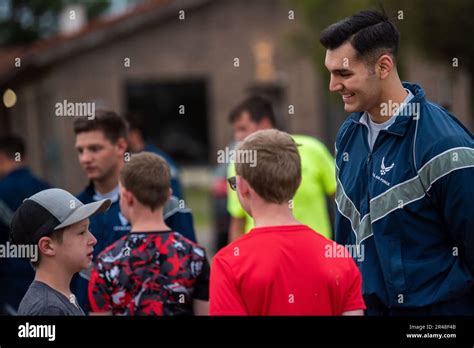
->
<box><xmin>10</xmin><ymin>188</ymin><xmax>110</xmax><ymax>315</ymax></box>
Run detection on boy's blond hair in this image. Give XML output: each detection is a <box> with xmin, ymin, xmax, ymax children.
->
<box><xmin>235</xmin><ymin>129</ymin><xmax>301</xmax><ymax>204</ymax></box>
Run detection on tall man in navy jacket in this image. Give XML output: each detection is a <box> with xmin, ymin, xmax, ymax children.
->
<box><xmin>320</xmin><ymin>10</ymin><xmax>474</xmax><ymax>315</ymax></box>
<box><xmin>0</xmin><ymin>135</ymin><xmax>50</xmax><ymax>314</ymax></box>
<box><xmin>71</xmin><ymin>110</ymin><xmax>196</xmax><ymax>313</ymax></box>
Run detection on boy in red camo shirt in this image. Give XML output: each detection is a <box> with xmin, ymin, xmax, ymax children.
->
<box><xmin>210</xmin><ymin>129</ymin><xmax>365</xmax><ymax>315</ymax></box>
<box><xmin>89</xmin><ymin>152</ymin><xmax>209</xmax><ymax>315</ymax></box>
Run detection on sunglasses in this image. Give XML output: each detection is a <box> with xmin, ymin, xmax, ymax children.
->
<box><xmin>227</xmin><ymin>176</ymin><xmax>237</xmax><ymax>191</ymax></box>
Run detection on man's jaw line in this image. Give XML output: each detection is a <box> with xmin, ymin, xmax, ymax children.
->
<box><xmin>92</xmin><ymin>166</ymin><xmax>121</xmax><ymax>194</ymax></box>
<box><xmin>369</xmin><ymin>83</ymin><xmax>408</xmax><ymax>123</ymax></box>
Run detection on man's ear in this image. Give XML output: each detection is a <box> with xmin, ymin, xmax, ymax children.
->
<box><xmin>258</xmin><ymin>117</ymin><xmax>273</xmax><ymax>130</ymax></box>
<box><xmin>126</xmin><ymin>129</ymin><xmax>139</xmax><ymax>151</ymax></box>
<box><xmin>376</xmin><ymin>54</ymin><xmax>394</xmax><ymax>80</ymax></box>
<box><xmin>116</xmin><ymin>137</ymin><xmax>128</xmax><ymax>155</ymax></box>
<box><xmin>37</xmin><ymin>236</ymin><xmax>57</xmax><ymax>258</ymax></box>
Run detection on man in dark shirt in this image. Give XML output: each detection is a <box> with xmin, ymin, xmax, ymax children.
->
<box><xmin>0</xmin><ymin>135</ymin><xmax>50</xmax><ymax>314</ymax></box>
<box><xmin>72</xmin><ymin>110</ymin><xmax>197</xmax><ymax>313</ymax></box>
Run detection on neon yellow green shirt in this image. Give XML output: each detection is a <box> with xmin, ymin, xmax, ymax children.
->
<box><xmin>227</xmin><ymin>134</ymin><xmax>336</xmax><ymax>239</ymax></box>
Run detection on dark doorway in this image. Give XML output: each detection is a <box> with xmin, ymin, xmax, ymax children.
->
<box><xmin>125</xmin><ymin>79</ymin><xmax>209</xmax><ymax>165</ymax></box>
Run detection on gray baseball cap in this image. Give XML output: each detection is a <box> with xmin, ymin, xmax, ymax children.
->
<box><xmin>10</xmin><ymin>188</ymin><xmax>111</xmax><ymax>244</ymax></box>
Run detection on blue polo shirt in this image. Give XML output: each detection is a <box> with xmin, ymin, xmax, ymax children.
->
<box><xmin>0</xmin><ymin>167</ymin><xmax>50</xmax><ymax>314</ymax></box>
<box><xmin>335</xmin><ymin>82</ymin><xmax>474</xmax><ymax>315</ymax></box>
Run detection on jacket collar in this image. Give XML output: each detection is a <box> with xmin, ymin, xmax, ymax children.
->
<box><xmin>349</xmin><ymin>82</ymin><xmax>426</xmax><ymax>137</ymax></box>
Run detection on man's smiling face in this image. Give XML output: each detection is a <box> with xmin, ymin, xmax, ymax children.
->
<box><xmin>325</xmin><ymin>41</ymin><xmax>382</xmax><ymax>114</ymax></box>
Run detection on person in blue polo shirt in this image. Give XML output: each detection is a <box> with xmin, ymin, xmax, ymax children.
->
<box><xmin>0</xmin><ymin>135</ymin><xmax>50</xmax><ymax>314</ymax></box>
<box><xmin>71</xmin><ymin>110</ymin><xmax>196</xmax><ymax>313</ymax></box>
<box><xmin>321</xmin><ymin>10</ymin><xmax>474</xmax><ymax>315</ymax></box>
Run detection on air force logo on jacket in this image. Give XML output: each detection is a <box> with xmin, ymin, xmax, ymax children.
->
<box><xmin>380</xmin><ymin>157</ymin><xmax>394</xmax><ymax>176</ymax></box>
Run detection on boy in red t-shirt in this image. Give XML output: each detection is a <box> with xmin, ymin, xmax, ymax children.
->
<box><xmin>210</xmin><ymin>129</ymin><xmax>365</xmax><ymax>315</ymax></box>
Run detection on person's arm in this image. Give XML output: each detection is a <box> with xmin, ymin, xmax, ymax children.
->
<box><xmin>431</xmin><ymin>165</ymin><xmax>474</xmax><ymax>274</ymax></box>
<box><xmin>89</xmin><ymin>311</ymin><xmax>112</xmax><ymax>316</ymax></box>
<box><xmin>210</xmin><ymin>254</ymin><xmax>247</xmax><ymax>315</ymax></box>
<box><xmin>340</xmin><ymin>258</ymin><xmax>366</xmax><ymax>316</ymax></box>
<box><xmin>228</xmin><ymin>216</ymin><xmax>245</xmax><ymax>243</ymax></box>
<box><xmin>193</xmin><ymin>299</ymin><xmax>209</xmax><ymax>315</ymax></box>
<box><xmin>418</xmin><ymin>135</ymin><xmax>474</xmax><ymax>274</ymax></box>
<box><xmin>342</xmin><ymin>309</ymin><xmax>364</xmax><ymax>316</ymax></box>
<box><xmin>192</xmin><ymin>256</ymin><xmax>210</xmax><ymax>315</ymax></box>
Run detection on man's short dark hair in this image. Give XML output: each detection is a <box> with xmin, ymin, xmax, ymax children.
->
<box><xmin>320</xmin><ymin>10</ymin><xmax>400</xmax><ymax>65</ymax></box>
<box><xmin>229</xmin><ymin>96</ymin><xmax>276</xmax><ymax>126</ymax></box>
<box><xmin>0</xmin><ymin>134</ymin><xmax>25</xmax><ymax>159</ymax></box>
<box><xmin>73</xmin><ymin>110</ymin><xmax>128</xmax><ymax>144</ymax></box>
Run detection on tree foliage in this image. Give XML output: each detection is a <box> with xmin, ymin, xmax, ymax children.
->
<box><xmin>0</xmin><ymin>0</ymin><xmax>111</xmax><ymax>46</ymax></box>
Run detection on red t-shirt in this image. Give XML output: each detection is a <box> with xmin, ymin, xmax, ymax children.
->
<box><xmin>210</xmin><ymin>224</ymin><xmax>365</xmax><ymax>315</ymax></box>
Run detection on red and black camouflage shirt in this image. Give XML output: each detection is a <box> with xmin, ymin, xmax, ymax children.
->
<box><xmin>88</xmin><ymin>230</ymin><xmax>209</xmax><ymax>315</ymax></box>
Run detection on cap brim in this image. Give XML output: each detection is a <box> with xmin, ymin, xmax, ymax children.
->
<box><xmin>54</xmin><ymin>199</ymin><xmax>111</xmax><ymax>230</ymax></box>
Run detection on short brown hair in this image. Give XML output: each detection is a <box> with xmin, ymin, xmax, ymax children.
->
<box><xmin>235</xmin><ymin>129</ymin><xmax>301</xmax><ymax>204</ymax></box>
<box><xmin>120</xmin><ymin>152</ymin><xmax>170</xmax><ymax>211</ymax></box>
<box><xmin>228</xmin><ymin>95</ymin><xmax>276</xmax><ymax>126</ymax></box>
<box><xmin>73</xmin><ymin>109</ymin><xmax>128</xmax><ymax>144</ymax></box>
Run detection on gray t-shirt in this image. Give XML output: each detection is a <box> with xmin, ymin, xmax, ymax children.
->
<box><xmin>17</xmin><ymin>281</ymin><xmax>84</xmax><ymax>316</ymax></box>
<box><xmin>361</xmin><ymin>88</ymin><xmax>414</xmax><ymax>150</ymax></box>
